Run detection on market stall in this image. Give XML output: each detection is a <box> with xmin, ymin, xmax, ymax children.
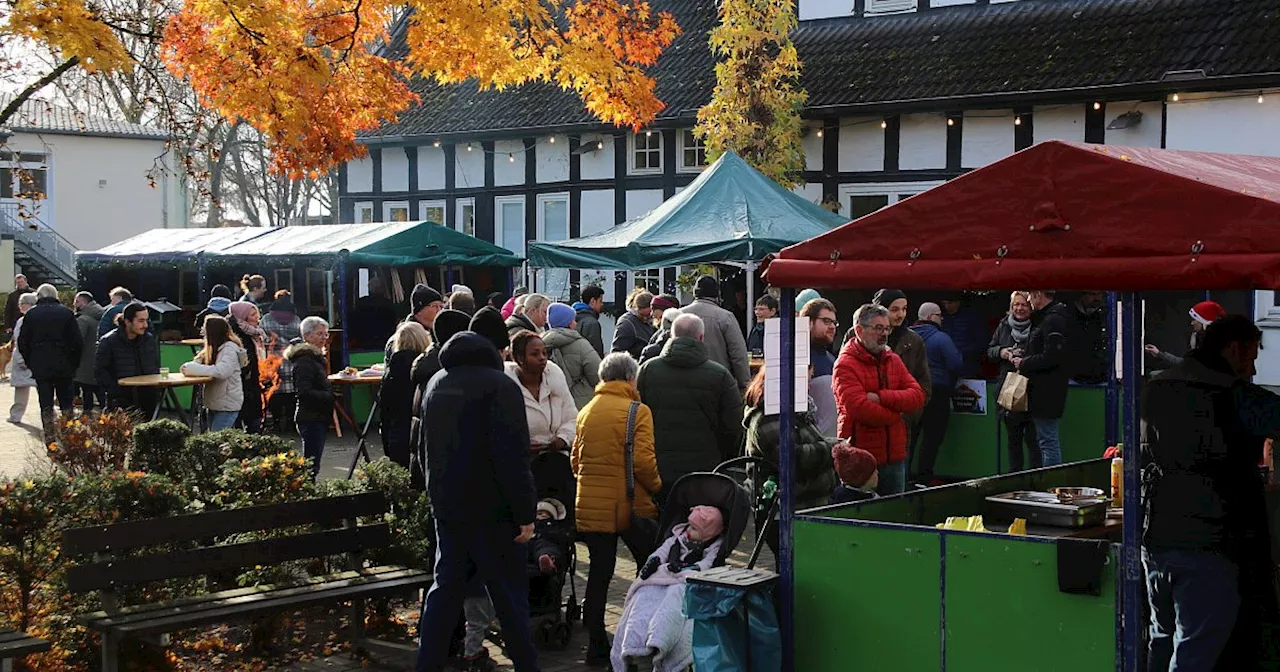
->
<box><xmin>763</xmin><ymin>140</ymin><xmax>1280</xmax><ymax>671</ymax></box>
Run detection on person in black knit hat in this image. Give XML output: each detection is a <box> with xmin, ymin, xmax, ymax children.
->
<box><xmin>469</xmin><ymin>306</ymin><xmax>511</xmax><ymax>356</ymax></box>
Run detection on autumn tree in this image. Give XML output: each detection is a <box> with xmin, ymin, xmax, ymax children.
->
<box><xmin>695</xmin><ymin>0</ymin><xmax>806</xmax><ymax>188</ymax></box>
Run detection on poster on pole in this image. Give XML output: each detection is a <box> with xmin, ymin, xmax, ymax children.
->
<box><xmin>950</xmin><ymin>378</ymin><xmax>988</xmax><ymax>415</ymax></box>
<box><xmin>764</xmin><ymin>318</ymin><xmax>809</xmax><ymax>416</ymax></box>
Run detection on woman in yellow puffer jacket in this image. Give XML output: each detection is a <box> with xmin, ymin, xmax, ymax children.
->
<box><xmin>571</xmin><ymin>352</ymin><xmax>661</xmax><ymax>663</ymax></box>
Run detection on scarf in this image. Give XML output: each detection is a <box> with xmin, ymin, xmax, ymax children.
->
<box><xmin>1007</xmin><ymin>314</ymin><xmax>1032</xmax><ymax>346</ymax></box>
<box><xmin>233</xmin><ymin>318</ymin><xmax>266</xmax><ymax>359</ymax></box>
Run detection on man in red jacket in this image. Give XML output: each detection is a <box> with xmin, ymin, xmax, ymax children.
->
<box><xmin>834</xmin><ymin>303</ymin><xmax>927</xmax><ymax>495</ymax></box>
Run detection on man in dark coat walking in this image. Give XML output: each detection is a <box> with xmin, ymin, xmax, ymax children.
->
<box><xmin>415</xmin><ymin>332</ymin><xmax>539</xmax><ymax>672</ymax></box>
<box><xmin>4</xmin><ymin>274</ymin><xmax>29</xmax><ymax>333</ymax></box>
<box><xmin>17</xmin><ymin>283</ymin><xmax>81</xmax><ymax>422</ymax></box>
<box><xmin>1013</xmin><ymin>290</ymin><xmax>1079</xmax><ymax>467</ymax></box>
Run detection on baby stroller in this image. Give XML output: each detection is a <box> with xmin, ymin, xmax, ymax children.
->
<box><xmin>527</xmin><ymin>450</ymin><xmax>579</xmax><ymax>650</ymax></box>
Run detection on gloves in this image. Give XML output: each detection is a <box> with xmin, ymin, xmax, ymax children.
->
<box><xmin>639</xmin><ymin>556</ymin><xmax>661</xmax><ymax>580</ymax></box>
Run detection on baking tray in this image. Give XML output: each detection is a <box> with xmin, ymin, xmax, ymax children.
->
<box><xmin>985</xmin><ymin>491</ymin><xmax>1108</xmax><ymax>529</ymax></box>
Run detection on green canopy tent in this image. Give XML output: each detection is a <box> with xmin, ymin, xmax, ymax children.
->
<box><xmin>526</xmin><ymin>152</ymin><xmax>845</xmax><ymax>329</ymax></box>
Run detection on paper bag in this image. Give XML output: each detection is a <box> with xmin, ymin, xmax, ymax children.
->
<box><xmin>998</xmin><ymin>372</ymin><xmax>1030</xmax><ymax>412</ymax></box>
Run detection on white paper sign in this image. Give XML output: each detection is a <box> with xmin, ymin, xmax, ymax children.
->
<box><xmin>764</xmin><ymin>318</ymin><xmax>809</xmax><ymax>415</ymax></box>
<box><xmin>950</xmin><ymin>378</ymin><xmax>987</xmax><ymax>415</ymax></box>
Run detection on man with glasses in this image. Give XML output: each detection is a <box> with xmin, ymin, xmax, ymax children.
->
<box><xmin>833</xmin><ymin>303</ymin><xmax>926</xmax><ymax>495</ymax></box>
<box><xmin>802</xmin><ymin>298</ymin><xmax>841</xmax><ymax>436</ymax></box>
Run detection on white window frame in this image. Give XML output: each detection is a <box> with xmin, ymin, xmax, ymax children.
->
<box><xmin>494</xmin><ymin>195</ymin><xmax>526</xmax><ymax>256</ymax></box>
<box><xmin>536</xmin><ymin>193</ymin><xmax>571</xmax><ymax>300</ymax></box>
<box><xmin>1258</xmin><ymin>290</ymin><xmax>1280</xmax><ymax>322</ymax></box>
<box><xmin>865</xmin><ymin>0</ymin><xmax>916</xmax><ymax>15</ymax></box>
<box><xmin>354</xmin><ymin>201</ymin><xmax>375</xmax><ymax>224</ymax></box>
<box><xmin>0</xmin><ymin>151</ymin><xmax>50</xmax><ymax>201</ymax></box>
<box><xmin>677</xmin><ymin>130</ymin><xmax>708</xmax><ymax>172</ymax></box>
<box><xmin>383</xmin><ymin>200</ymin><xmax>410</xmax><ymax>223</ymax></box>
<box><xmin>455</xmin><ymin>197</ymin><xmax>476</xmax><ymax>236</ymax></box>
<box><xmin>629</xmin><ymin>131</ymin><xmax>663</xmax><ymax>175</ymax></box>
<box><xmin>629</xmin><ymin>268</ymin><xmax>662</xmax><ymax>295</ymax></box>
<box><xmin>419</xmin><ymin>199</ymin><xmax>446</xmax><ymax>225</ymax></box>
<box><xmin>837</xmin><ymin>181</ymin><xmax>943</xmax><ymax>219</ymax></box>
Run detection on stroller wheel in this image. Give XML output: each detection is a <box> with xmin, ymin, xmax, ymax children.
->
<box><xmin>551</xmin><ymin>621</ymin><xmax>571</xmax><ymax>650</ymax></box>
<box><xmin>566</xmin><ymin>600</ymin><xmax>581</xmax><ymax>623</ymax></box>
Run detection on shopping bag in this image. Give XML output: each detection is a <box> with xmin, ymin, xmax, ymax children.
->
<box><xmin>685</xmin><ymin>583</ymin><xmax>781</xmax><ymax>672</ymax></box>
<box><xmin>998</xmin><ymin>372</ymin><xmax>1030</xmax><ymax>412</ymax></box>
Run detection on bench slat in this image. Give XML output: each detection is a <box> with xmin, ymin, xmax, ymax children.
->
<box><xmin>67</xmin><ymin>523</ymin><xmax>391</xmax><ymax>593</ymax></box>
<box><xmin>112</xmin><ymin>571</ymin><xmax>431</xmax><ymax>637</ymax></box>
<box><xmin>62</xmin><ymin>492</ymin><xmax>388</xmax><ymax>556</ymax></box>
<box><xmin>0</xmin><ymin>632</ymin><xmax>51</xmax><ymax>659</ymax></box>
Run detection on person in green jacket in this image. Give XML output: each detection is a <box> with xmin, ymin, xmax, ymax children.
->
<box><xmin>542</xmin><ymin>303</ymin><xmax>601</xmax><ymax>409</ymax></box>
<box><xmin>637</xmin><ymin>313</ymin><xmax>744</xmax><ymax>506</ymax></box>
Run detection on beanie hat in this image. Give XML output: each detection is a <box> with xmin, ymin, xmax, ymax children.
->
<box><xmin>833</xmin><ymin>442</ymin><xmax>878</xmax><ymax>488</ymax></box>
<box><xmin>1190</xmin><ymin>301</ymin><xmax>1227</xmax><ymax>326</ymax></box>
<box><xmin>547</xmin><ymin>303</ymin><xmax>576</xmax><ymax>329</ymax></box>
<box><xmin>536</xmin><ymin>498</ymin><xmax>567</xmax><ymax>521</ymax></box>
<box><xmin>795</xmin><ymin>288</ymin><xmax>822</xmax><ymax>308</ymax></box>
<box><xmin>687</xmin><ymin>505</ymin><xmax>725</xmax><ymax>540</ymax></box>
<box><xmin>228</xmin><ymin>301</ymin><xmax>257</xmax><ymax>323</ymax></box>
<box><xmin>451</xmin><ymin>284</ymin><xmax>473</xmax><ymax>297</ymax></box>
<box><xmin>210</xmin><ymin>284</ymin><xmax>233</xmax><ymax>300</ymax></box>
<box><xmin>694</xmin><ymin>275</ymin><xmax>720</xmax><ymax>299</ymax></box>
<box><xmin>651</xmin><ymin>295</ymin><xmax>679</xmax><ymax>312</ymax></box>
<box><xmin>269</xmin><ymin>293</ymin><xmax>296</xmax><ymax>315</ymax></box>
<box><xmin>411</xmin><ymin>284</ymin><xmax>443</xmax><ymax>315</ymax></box>
<box><xmin>433</xmin><ymin>309</ymin><xmax>472</xmax><ymax>345</ymax></box>
<box><xmin>469</xmin><ymin>306</ymin><xmax>510</xmax><ymax>352</ymax></box>
<box><xmin>872</xmin><ymin>289</ymin><xmax>907</xmax><ymax>308</ymax></box>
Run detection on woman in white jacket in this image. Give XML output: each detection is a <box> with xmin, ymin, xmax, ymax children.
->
<box><xmin>7</xmin><ymin>292</ymin><xmax>37</xmax><ymax>423</ymax></box>
<box><xmin>505</xmin><ymin>329</ymin><xmax>577</xmax><ymax>453</ymax></box>
<box><xmin>182</xmin><ymin>315</ymin><xmax>247</xmax><ymax>431</ymax></box>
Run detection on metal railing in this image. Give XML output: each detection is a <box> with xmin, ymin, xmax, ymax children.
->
<box><xmin>0</xmin><ymin>201</ymin><xmax>78</xmax><ymax>281</ymax></box>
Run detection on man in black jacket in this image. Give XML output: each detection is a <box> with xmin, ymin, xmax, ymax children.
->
<box><xmin>4</xmin><ymin>273</ymin><xmax>29</xmax><ymax>333</ymax></box>
<box><xmin>95</xmin><ymin>302</ymin><xmax>160</xmax><ymax>415</ymax></box>
<box><xmin>1012</xmin><ymin>290</ymin><xmax>1078</xmax><ymax>467</ymax></box>
<box><xmin>415</xmin><ymin>332</ymin><xmax>539</xmax><ymax>672</ymax></box>
<box><xmin>1141</xmin><ymin>316</ymin><xmax>1280</xmax><ymax>671</ymax></box>
<box><xmin>574</xmin><ymin>285</ymin><xmax>606</xmax><ymax>357</ymax></box>
<box><xmin>18</xmin><ymin>283</ymin><xmax>82</xmax><ymax>423</ymax></box>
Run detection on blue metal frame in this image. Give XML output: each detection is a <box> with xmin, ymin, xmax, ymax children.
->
<box><xmin>336</xmin><ymin>251</ymin><xmax>350</xmax><ymax>367</ymax></box>
<box><xmin>1120</xmin><ymin>293</ymin><xmax>1143</xmax><ymax>672</ymax></box>
<box><xmin>1106</xmin><ymin>292</ymin><xmax>1120</xmax><ymax>446</ymax></box>
<box><xmin>778</xmin><ymin>287</ymin><xmax>796</xmax><ymax>671</ymax></box>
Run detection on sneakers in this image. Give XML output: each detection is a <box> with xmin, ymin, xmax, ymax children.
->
<box><xmin>537</xmin><ymin>554</ymin><xmax>556</xmax><ymax>574</ymax></box>
<box><xmin>585</xmin><ymin>630</ymin><xmax>610</xmax><ymax>666</ymax></box>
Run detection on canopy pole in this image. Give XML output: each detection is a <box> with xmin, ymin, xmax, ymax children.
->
<box><xmin>1120</xmin><ymin>293</ymin><xmax>1143</xmax><ymax>671</ymax></box>
<box><xmin>1105</xmin><ymin>292</ymin><xmax>1120</xmax><ymax>446</ymax></box>
<box><xmin>336</xmin><ymin>252</ymin><xmax>349</xmax><ymax>368</ymax></box>
<box><xmin>778</xmin><ymin>287</ymin><xmax>796</xmax><ymax>672</ymax></box>
<box><xmin>745</xmin><ymin>261</ymin><xmax>756</xmax><ymax>337</ymax></box>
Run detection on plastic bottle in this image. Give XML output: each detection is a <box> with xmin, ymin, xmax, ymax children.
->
<box><xmin>1111</xmin><ymin>457</ymin><xmax>1124</xmax><ymax>508</ymax></box>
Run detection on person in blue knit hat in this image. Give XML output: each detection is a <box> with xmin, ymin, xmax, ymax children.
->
<box><xmin>543</xmin><ymin>302</ymin><xmax>601</xmax><ymax>409</ymax></box>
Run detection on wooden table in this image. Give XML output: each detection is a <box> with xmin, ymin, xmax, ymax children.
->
<box><xmin>118</xmin><ymin>373</ymin><xmax>213</xmax><ymax>428</ymax></box>
<box><xmin>329</xmin><ymin>373</ymin><xmax>382</xmax><ymax>478</ymax></box>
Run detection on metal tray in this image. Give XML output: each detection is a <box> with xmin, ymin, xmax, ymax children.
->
<box><xmin>985</xmin><ymin>491</ymin><xmax>1109</xmax><ymax>528</ymax></box>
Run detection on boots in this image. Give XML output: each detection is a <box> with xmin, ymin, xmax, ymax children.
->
<box><xmin>585</xmin><ymin>628</ymin><xmax>610</xmax><ymax>666</ymax></box>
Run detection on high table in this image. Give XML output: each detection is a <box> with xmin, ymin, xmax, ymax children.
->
<box><xmin>161</xmin><ymin>340</ymin><xmax>207</xmax><ymax>428</ymax></box>
<box><xmin>328</xmin><ymin>373</ymin><xmax>382</xmax><ymax>478</ymax></box>
<box><xmin>117</xmin><ymin>373</ymin><xmax>212</xmax><ymax>429</ymax></box>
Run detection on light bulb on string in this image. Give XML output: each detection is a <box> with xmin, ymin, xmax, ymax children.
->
<box><xmin>598</xmin><ymin>141</ymin><xmax>605</xmax><ymax>150</ymax></box>
<box><xmin>816</xmin><ymin>128</ymin><xmax>823</xmax><ymax>138</ymax></box>
<box><xmin>880</xmin><ymin>120</ymin><xmax>887</xmax><ymax>129</ymax></box>
<box><xmin>1171</xmin><ymin>93</ymin><xmax>1180</xmax><ymax>102</ymax></box>
<box><xmin>1093</xmin><ymin>102</ymin><xmax>1102</xmax><ymax>110</ymax></box>
<box><xmin>947</xmin><ymin>118</ymin><xmax>955</xmax><ymax>126</ymax></box>
<box><xmin>549</xmin><ymin>136</ymin><xmax>556</xmax><ymax>143</ymax></box>
<box><xmin>1260</xmin><ymin>94</ymin><xmax>1267</xmax><ymax>104</ymax></box>
<box><xmin>645</xmin><ymin>130</ymin><xmax>652</xmax><ymax>137</ymax></box>
<box><xmin>433</xmin><ymin>140</ymin><xmax>441</xmax><ymax>148</ymax></box>
<box><xmin>467</xmin><ymin>144</ymin><xmax>473</xmax><ymax>152</ymax></box>
<box><xmin>508</xmin><ymin>153</ymin><xmax>515</xmax><ymax>163</ymax></box>
<box><xmin>1014</xmin><ymin>116</ymin><xmax>1022</xmax><ymax>126</ymax></box>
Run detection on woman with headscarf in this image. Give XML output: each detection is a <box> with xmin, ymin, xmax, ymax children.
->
<box><xmin>227</xmin><ymin>301</ymin><xmax>265</xmax><ymax>433</ymax></box>
<box><xmin>987</xmin><ymin>291</ymin><xmax>1039</xmax><ymax>472</ymax></box>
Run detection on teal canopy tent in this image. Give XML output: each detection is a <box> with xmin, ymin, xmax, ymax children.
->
<box><xmin>76</xmin><ymin>227</ymin><xmax>275</xmax><ymax>268</ymax></box>
<box><xmin>526</xmin><ymin>152</ymin><xmax>846</xmax><ymax>269</ymax></box>
<box><xmin>210</xmin><ymin>221</ymin><xmax>524</xmax><ymax>267</ymax></box>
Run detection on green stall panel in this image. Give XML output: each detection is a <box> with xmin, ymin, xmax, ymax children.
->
<box><xmin>160</xmin><ymin>343</ymin><xmax>198</xmax><ymax>408</ymax></box>
<box><xmin>793</xmin><ymin>520</ymin><xmax>941</xmax><ymax>671</ymax></box>
<box><xmin>943</xmin><ymin>534</ymin><xmax>1117</xmax><ymax>671</ymax></box>
<box><xmin>346</xmin><ymin>351</ymin><xmax>384</xmax><ymax>428</ymax></box>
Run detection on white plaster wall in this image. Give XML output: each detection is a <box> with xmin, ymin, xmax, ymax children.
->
<box><xmin>381</xmin><ymin>148</ymin><xmax>409</xmax><ymax>192</ymax></box>
<box><xmin>792</xmin><ymin>182</ymin><xmax>824</xmax><ymax>207</ymax></box>
<box><xmin>839</xmin><ymin>117</ymin><xmax>885</xmax><ymax>172</ymax></box>
<box><xmin>1033</xmin><ymin>105</ymin><xmax>1086</xmax><ymax>143</ymax></box>
<box><xmin>899</xmin><ymin>113</ymin><xmax>947</xmax><ymax>170</ymax></box>
<box><xmin>626</xmin><ymin>189</ymin><xmax>664</xmax><ymax>221</ymax></box>
<box><xmin>580</xmin><ymin>138</ymin><xmax>615</xmax><ymax>180</ymax></box>
<box><xmin>493</xmin><ymin>139</ymin><xmax>526</xmax><ymax>187</ymax></box>
<box><xmin>1167</xmin><ymin>95</ymin><xmax>1280</xmax><ymax>157</ymax></box>
<box><xmin>1104</xmin><ymin>101</ymin><xmax>1164</xmax><ymax>149</ymax></box>
<box><xmin>347</xmin><ymin>155</ymin><xmax>373</xmax><ymax>192</ymax></box>
<box><xmin>454</xmin><ymin>144</ymin><xmax>485</xmax><ymax>189</ymax></box>
<box><xmin>417</xmin><ymin>145</ymin><xmax>446</xmax><ymax>191</ymax></box>
<box><xmin>580</xmin><ymin>190</ymin><xmax>616</xmax><ymax>234</ymax></box>
<box><xmin>538</xmin><ymin>137</ymin><xmax>570</xmax><ymax>183</ymax></box>
<box><xmin>799</xmin><ymin>0</ymin><xmax>850</xmax><ymax>20</ymax></box>
<box><xmin>803</xmin><ymin>126</ymin><xmax>824</xmax><ymax>172</ymax></box>
<box><xmin>10</xmin><ymin>132</ymin><xmax>188</xmax><ymax>251</ymax></box>
<box><xmin>961</xmin><ymin>110</ymin><xmax>1015</xmax><ymax>168</ymax></box>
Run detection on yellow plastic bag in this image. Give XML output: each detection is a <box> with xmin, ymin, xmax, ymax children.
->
<box><xmin>1008</xmin><ymin>518</ymin><xmax>1027</xmax><ymax>535</ymax></box>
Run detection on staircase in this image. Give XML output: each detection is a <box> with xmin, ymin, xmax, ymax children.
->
<box><xmin>0</xmin><ymin>202</ymin><xmax>78</xmax><ymax>287</ymax></box>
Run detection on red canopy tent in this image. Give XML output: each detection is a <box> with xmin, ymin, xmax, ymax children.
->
<box><xmin>764</xmin><ymin>140</ymin><xmax>1280</xmax><ymax>291</ymax></box>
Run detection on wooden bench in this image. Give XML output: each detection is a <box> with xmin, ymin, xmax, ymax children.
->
<box><xmin>0</xmin><ymin>629</ymin><xmax>51</xmax><ymax>672</ymax></box>
<box><xmin>61</xmin><ymin>492</ymin><xmax>432</xmax><ymax>672</ymax></box>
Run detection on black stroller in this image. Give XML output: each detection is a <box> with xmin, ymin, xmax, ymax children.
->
<box><xmin>527</xmin><ymin>451</ymin><xmax>580</xmax><ymax>650</ymax></box>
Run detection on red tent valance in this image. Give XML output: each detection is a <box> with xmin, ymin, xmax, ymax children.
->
<box><xmin>764</xmin><ymin>141</ymin><xmax>1280</xmax><ymax>291</ymax></box>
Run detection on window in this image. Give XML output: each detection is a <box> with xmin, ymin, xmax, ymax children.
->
<box><xmin>838</xmin><ymin>182</ymin><xmax>942</xmax><ymax>220</ymax></box>
<box><xmin>678</xmin><ymin>130</ymin><xmax>708</xmax><ymax>171</ymax></box>
<box><xmin>419</xmin><ymin>199</ymin><xmax>445</xmax><ymax>225</ymax></box>
<box><xmin>630</xmin><ymin>269</ymin><xmax>661</xmax><ymax>295</ymax></box>
<box><xmin>537</xmin><ymin>194</ymin><xmax>570</xmax><ymax>300</ymax></box>
<box><xmin>274</xmin><ymin>268</ymin><xmax>294</xmax><ymax>294</ymax></box>
<box><xmin>0</xmin><ymin>152</ymin><xmax>48</xmax><ymax>200</ymax></box>
<box><xmin>630</xmin><ymin>131</ymin><xmax>662</xmax><ymax>174</ymax></box>
<box><xmin>495</xmin><ymin>196</ymin><xmax>525</xmax><ymax>255</ymax></box>
<box><xmin>383</xmin><ymin>200</ymin><xmax>410</xmax><ymax>222</ymax></box>
<box><xmin>456</xmin><ymin>198</ymin><xmax>476</xmax><ymax>236</ymax></box>
<box><xmin>354</xmin><ymin>201</ymin><xmax>375</xmax><ymax>224</ymax></box>
<box><xmin>850</xmin><ymin>195</ymin><xmax>889</xmax><ymax>219</ymax></box>
<box><xmin>306</xmin><ymin>268</ymin><xmax>329</xmax><ymax>313</ymax></box>
<box><xmin>865</xmin><ymin>0</ymin><xmax>916</xmax><ymax>14</ymax></box>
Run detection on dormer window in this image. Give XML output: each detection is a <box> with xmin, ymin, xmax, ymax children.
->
<box><xmin>865</xmin><ymin>0</ymin><xmax>916</xmax><ymax>14</ymax></box>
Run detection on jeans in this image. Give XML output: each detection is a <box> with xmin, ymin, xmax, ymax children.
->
<box><xmin>1004</xmin><ymin>412</ymin><xmax>1042</xmax><ymax>472</ymax></box>
<box><xmin>580</xmin><ymin>527</ymin><xmax>655</xmax><ymax>635</ymax></box>
<box><xmin>1033</xmin><ymin>417</ymin><xmax>1062</xmax><ymax>467</ymax></box>
<box><xmin>78</xmin><ymin>383</ymin><xmax>105</xmax><ymax>413</ymax></box>
<box><xmin>876</xmin><ymin>461</ymin><xmax>907</xmax><ymax>496</ymax></box>
<box><xmin>35</xmin><ymin>377</ymin><xmax>74</xmax><ymax>415</ymax></box>
<box><xmin>1143</xmin><ymin>547</ymin><xmax>1240</xmax><ymax>671</ymax></box>
<box><xmin>8</xmin><ymin>386</ymin><xmax>30</xmax><ymax>422</ymax></box>
<box><xmin>208</xmin><ymin>411</ymin><xmax>240</xmax><ymax>432</ymax></box>
<box><xmin>297</xmin><ymin>421</ymin><xmax>327</xmax><ymax>479</ymax></box>
<box><xmin>462</xmin><ymin>593</ymin><xmax>495</xmax><ymax>657</ymax></box>
<box><xmin>416</xmin><ymin>520</ymin><xmax>538</xmax><ymax>672</ymax></box>
<box><xmin>915</xmin><ymin>386</ymin><xmax>953</xmax><ymax>480</ymax></box>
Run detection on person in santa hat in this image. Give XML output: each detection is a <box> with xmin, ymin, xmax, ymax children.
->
<box><xmin>1146</xmin><ymin>300</ymin><xmax>1227</xmax><ymax>369</ymax></box>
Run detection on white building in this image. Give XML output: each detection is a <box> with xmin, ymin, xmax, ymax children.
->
<box><xmin>1</xmin><ymin>97</ymin><xmax>188</xmax><ymax>289</ymax></box>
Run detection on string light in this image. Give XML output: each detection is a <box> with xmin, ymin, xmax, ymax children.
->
<box><xmin>1259</xmin><ymin>93</ymin><xmax>1266</xmax><ymax>104</ymax></box>
<box><xmin>597</xmin><ymin>140</ymin><xmax>604</xmax><ymax>149</ymax></box>
<box><xmin>1171</xmin><ymin>93</ymin><xmax>1180</xmax><ymax>102</ymax></box>
<box><xmin>645</xmin><ymin>130</ymin><xmax>652</xmax><ymax>137</ymax></box>
<box><xmin>432</xmin><ymin>140</ymin><xmax>441</xmax><ymax>148</ymax></box>
<box><xmin>466</xmin><ymin>144</ymin><xmax>473</xmax><ymax>151</ymax></box>
<box><xmin>880</xmin><ymin>120</ymin><xmax>887</xmax><ymax>129</ymax></box>
<box><xmin>549</xmin><ymin>136</ymin><xmax>556</xmax><ymax>143</ymax></box>
<box><xmin>508</xmin><ymin>153</ymin><xmax>515</xmax><ymax>162</ymax></box>
<box><xmin>1014</xmin><ymin>116</ymin><xmax>1022</xmax><ymax>126</ymax></box>
<box><xmin>947</xmin><ymin>118</ymin><xmax>955</xmax><ymax>126</ymax></box>
<box><xmin>1093</xmin><ymin>102</ymin><xmax>1102</xmax><ymax>110</ymax></box>
<box><xmin>816</xmin><ymin>128</ymin><xmax>823</xmax><ymax>138</ymax></box>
